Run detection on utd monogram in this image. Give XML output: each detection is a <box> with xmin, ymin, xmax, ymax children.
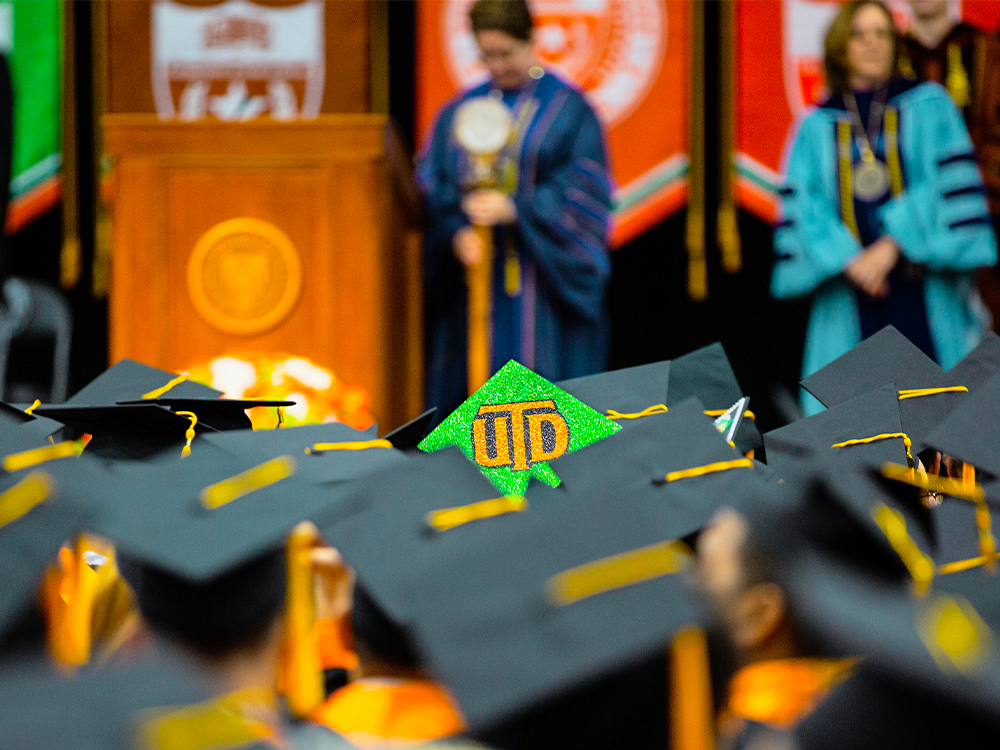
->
<box><xmin>471</xmin><ymin>400</ymin><xmax>570</xmax><ymax>470</ymax></box>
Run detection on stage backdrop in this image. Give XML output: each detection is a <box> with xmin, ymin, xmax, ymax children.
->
<box><xmin>416</xmin><ymin>0</ymin><xmax>688</xmax><ymax>247</ymax></box>
<box><xmin>734</xmin><ymin>0</ymin><xmax>1000</xmax><ymax>224</ymax></box>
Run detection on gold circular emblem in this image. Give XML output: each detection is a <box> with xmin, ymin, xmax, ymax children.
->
<box><xmin>187</xmin><ymin>218</ymin><xmax>303</xmax><ymax>336</ymax></box>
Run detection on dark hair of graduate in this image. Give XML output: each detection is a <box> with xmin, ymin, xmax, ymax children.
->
<box><xmin>823</xmin><ymin>0</ymin><xmax>902</xmax><ymax>95</ymax></box>
<box><xmin>122</xmin><ymin>547</ymin><xmax>288</xmax><ymax>657</ymax></box>
<box><xmin>469</xmin><ymin>0</ymin><xmax>533</xmax><ymax>42</ymax></box>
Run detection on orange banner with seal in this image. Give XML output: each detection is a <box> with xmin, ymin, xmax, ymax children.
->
<box><xmin>416</xmin><ymin>0</ymin><xmax>689</xmax><ymax>247</ymax></box>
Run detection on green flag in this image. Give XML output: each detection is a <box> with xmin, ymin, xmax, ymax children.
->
<box><xmin>1</xmin><ymin>0</ymin><xmax>61</xmax><ymax>229</ymax></box>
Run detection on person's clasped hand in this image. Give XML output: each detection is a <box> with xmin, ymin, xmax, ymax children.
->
<box><xmin>844</xmin><ymin>236</ymin><xmax>899</xmax><ymax>299</ymax></box>
<box><xmin>461</xmin><ymin>188</ymin><xmax>517</xmax><ymax>227</ymax></box>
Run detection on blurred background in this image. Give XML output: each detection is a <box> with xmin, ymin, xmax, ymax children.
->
<box><xmin>6</xmin><ymin>0</ymin><xmax>1000</xmax><ymax>435</ymax></box>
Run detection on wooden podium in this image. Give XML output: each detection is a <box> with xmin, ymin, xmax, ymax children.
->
<box><xmin>102</xmin><ymin>114</ymin><xmax>422</xmax><ymax>430</ymax></box>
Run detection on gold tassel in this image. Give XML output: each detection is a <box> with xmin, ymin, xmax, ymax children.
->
<box><xmin>281</xmin><ymin>522</ymin><xmax>325</xmax><ymax>718</ymax></box>
<box><xmin>670</xmin><ymin>627</ymin><xmax>715</xmax><ymax>750</ymax></box>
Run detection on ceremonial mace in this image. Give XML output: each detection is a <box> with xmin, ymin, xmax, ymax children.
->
<box><xmin>454</xmin><ymin>97</ymin><xmax>514</xmax><ymax>395</ymax></box>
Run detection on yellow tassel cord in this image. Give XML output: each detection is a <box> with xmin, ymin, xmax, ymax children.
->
<box><xmin>837</xmin><ymin>121</ymin><xmax>860</xmax><ymax>239</ymax></box>
<box><xmin>946</xmin><ymin>44</ymin><xmax>971</xmax><ymax>108</ymax></box>
<box><xmin>884</xmin><ymin>107</ymin><xmax>903</xmax><ymax>196</ymax></box>
<box><xmin>546</xmin><ymin>540</ymin><xmax>692</xmax><ymax>607</ymax></box>
<box><xmin>607</xmin><ymin>405</ymin><xmax>669</xmax><ymax>420</ymax></box>
<box><xmin>3</xmin><ymin>440</ymin><xmax>85</xmax><ymax>472</ymax></box>
<box><xmin>686</xmin><ymin>0</ymin><xmax>707</xmax><ymax>301</ymax></box>
<box><xmin>871</xmin><ymin>502</ymin><xmax>935</xmax><ymax>596</ymax></box>
<box><xmin>917</xmin><ymin>594</ymin><xmax>993</xmax><ymax>676</ymax></box>
<box><xmin>175</xmin><ymin>411</ymin><xmax>197</xmax><ymax>458</ymax></box>
<box><xmin>23</xmin><ymin>399</ymin><xmax>41</xmax><ymax>415</ymax></box>
<box><xmin>281</xmin><ymin>523</ymin><xmax>325</xmax><ymax>719</ymax></box>
<box><xmin>276</xmin><ymin>406</ymin><xmax>286</xmax><ymax>429</ymax></box>
<box><xmin>0</xmin><ymin>471</ymin><xmax>54</xmax><ymax>529</ymax></box>
<box><xmin>606</xmin><ymin>406</ymin><xmax>756</xmax><ymax>422</ymax></box>
<box><xmin>881</xmin><ymin>462</ymin><xmax>984</xmax><ymax>503</ymax></box>
<box><xmin>670</xmin><ymin>627</ymin><xmax>715</xmax><ymax>750</ymax></box>
<box><xmin>665</xmin><ymin>458</ymin><xmax>754</xmax><ymax>483</ymax></box>
<box><xmin>426</xmin><ymin>496</ymin><xmax>526</xmax><ymax>533</ymax></box>
<box><xmin>141</xmin><ymin>373</ymin><xmax>190</xmax><ymax>400</ymax></box>
<box><xmin>200</xmin><ymin>456</ymin><xmax>296</xmax><ymax>510</ymax></box>
<box><xmin>897</xmin><ymin>386</ymin><xmax>968</xmax><ymax>400</ymax></box>
<box><xmin>936</xmin><ymin>465</ymin><xmax>998</xmax><ymax>576</ymax></box>
<box><xmin>832</xmin><ymin>432</ymin><xmax>913</xmax><ymax>467</ymax></box>
<box><xmin>305</xmin><ymin>440</ymin><xmax>392</xmax><ymax>455</ymax></box>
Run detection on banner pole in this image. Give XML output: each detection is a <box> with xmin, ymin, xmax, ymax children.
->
<box><xmin>686</xmin><ymin>0</ymin><xmax>707</xmax><ymax>302</ymax></box>
<box><xmin>718</xmin><ymin>0</ymin><xmax>741</xmax><ymax>274</ymax></box>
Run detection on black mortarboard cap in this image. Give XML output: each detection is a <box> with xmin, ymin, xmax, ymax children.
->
<box><xmin>117</xmin><ymin>397</ymin><xmax>293</xmax><ymax>432</ymax></box>
<box><xmin>201</xmin><ymin>421</ymin><xmax>401</xmax><ymax>486</ymax></box>
<box><xmin>783</xmin><ymin>553</ymin><xmax>1000</xmax><ymax>744</ymax></box>
<box><xmin>763</xmin><ymin>384</ymin><xmax>908</xmax><ymax>479</ymax></box>
<box><xmin>407</xmin><ymin>464</ymin><xmax>704</xmax><ymax>730</ymax></box>
<box><xmin>924</xmin><ymin>369</ymin><xmax>1000</xmax><ymax>481</ymax></box>
<box><xmin>32</xmin><ymin>403</ymin><xmax>217</xmax><ymax>461</ymax></box>
<box><xmin>556</xmin><ymin>359</ymin><xmax>670</xmax><ymax>420</ymax></box>
<box><xmin>800</xmin><ymin>326</ymin><xmax>964</xmax><ymax>447</ymax></box>
<box><xmin>666</xmin><ymin>342</ymin><xmax>761</xmax><ymax>454</ymax></box>
<box><xmin>547</xmin><ymin>396</ymin><xmax>765</xmax><ymax>534</ymax></box>
<box><xmin>381</xmin><ymin>408</ymin><xmax>437</xmax><ymax>451</ymax></box>
<box><xmin>0</xmin><ymin>656</ymin><xmax>224</xmax><ymax>750</ymax></box>
<box><xmin>0</xmin><ymin>402</ymin><xmax>62</xmax><ymax>444</ymax></box>
<box><xmin>66</xmin><ymin>358</ymin><xmax>220</xmax><ymax>406</ymax></box>
<box><xmin>86</xmin><ymin>445</ymin><xmax>334</xmax><ymax>583</ymax></box>
<box><xmin>318</xmin><ymin>446</ymin><xmax>519</xmax><ymax>626</ymax></box>
<box><xmin>948</xmin><ymin>330</ymin><xmax>1000</xmax><ymax>395</ymax></box>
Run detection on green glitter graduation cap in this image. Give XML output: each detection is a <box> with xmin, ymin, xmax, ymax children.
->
<box><xmin>419</xmin><ymin>361</ymin><xmax>621</xmax><ymax>496</ymax></box>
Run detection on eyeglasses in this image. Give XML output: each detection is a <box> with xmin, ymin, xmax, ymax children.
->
<box><xmin>479</xmin><ymin>41</ymin><xmax>531</xmax><ymax>64</ymax></box>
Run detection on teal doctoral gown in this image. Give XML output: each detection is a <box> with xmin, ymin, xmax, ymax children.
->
<box><xmin>772</xmin><ymin>80</ymin><xmax>997</xmax><ymax>414</ymax></box>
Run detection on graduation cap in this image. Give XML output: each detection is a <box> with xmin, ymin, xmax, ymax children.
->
<box><xmin>65</xmin><ymin>358</ymin><xmax>221</xmax><ymax>406</ymax></box>
<box><xmin>948</xmin><ymin>330</ymin><xmax>1000</xmax><ymax>396</ymax></box>
<box><xmin>745</xmin><ymin>451</ymin><xmax>938</xmax><ymax>591</ymax></box>
<box><xmin>32</xmin><ymin>403</ymin><xmax>216</xmax><ymax>461</ymax></box>
<box><xmin>556</xmin><ymin>359</ymin><xmax>671</xmax><ymax>421</ymax></box>
<box><xmin>0</xmin><ymin>402</ymin><xmax>62</xmax><ymax>445</ymax></box>
<box><xmin>924</xmin><ymin>369</ymin><xmax>1000</xmax><ymax>482</ymax></box>
<box><xmin>800</xmin><ymin>326</ymin><xmax>966</xmax><ymax>449</ymax></box>
<box><xmin>547</xmin><ymin>397</ymin><xmax>765</xmax><ymax>536</ymax></box>
<box><xmin>782</xmin><ymin>552</ymin><xmax>1000</xmax><ymax>746</ymax></box>
<box><xmin>0</xmin><ymin>656</ymin><xmax>224</xmax><ymax>750</ymax></box>
<box><xmin>117</xmin><ymin>397</ymin><xmax>293</xmax><ymax>432</ymax></box>
<box><xmin>201</xmin><ymin>421</ymin><xmax>403</xmax><ymax>487</ymax></box>
<box><xmin>318</xmin><ymin>446</ymin><xmax>525</xmax><ymax>627</ymax></box>
<box><xmin>763</xmin><ymin>384</ymin><xmax>909</xmax><ymax>479</ymax></box>
<box><xmin>381</xmin><ymin>408</ymin><xmax>437</xmax><ymax>451</ymax></box>
<box><xmin>667</xmin><ymin>342</ymin><xmax>762</xmax><ymax>455</ymax></box>
<box><xmin>405</xmin><ymin>456</ymin><xmax>707</xmax><ymax>731</ymax></box>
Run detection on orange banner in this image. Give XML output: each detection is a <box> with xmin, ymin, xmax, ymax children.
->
<box><xmin>416</xmin><ymin>0</ymin><xmax>689</xmax><ymax>247</ymax></box>
<box><xmin>735</xmin><ymin>0</ymin><xmax>1000</xmax><ymax>224</ymax></box>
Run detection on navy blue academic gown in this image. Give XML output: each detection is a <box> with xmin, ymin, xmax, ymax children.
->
<box><xmin>417</xmin><ymin>71</ymin><xmax>612</xmax><ymax>417</ymax></box>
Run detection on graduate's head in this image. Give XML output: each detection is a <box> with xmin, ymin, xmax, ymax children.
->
<box><xmin>470</xmin><ymin>0</ymin><xmax>536</xmax><ymax>91</ymax></box>
<box><xmin>122</xmin><ymin>547</ymin><xmax>288</xmax><ymax>660</ymax></box>
<box><xmin>825</xmin><ymin>1</ymin><xmax>901</xmax><ymax>93</ymax></box>
<box><xmin>695</xmin><ymin>508</ymin><xmax>798</xmax><ymax>669</ymax></box>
